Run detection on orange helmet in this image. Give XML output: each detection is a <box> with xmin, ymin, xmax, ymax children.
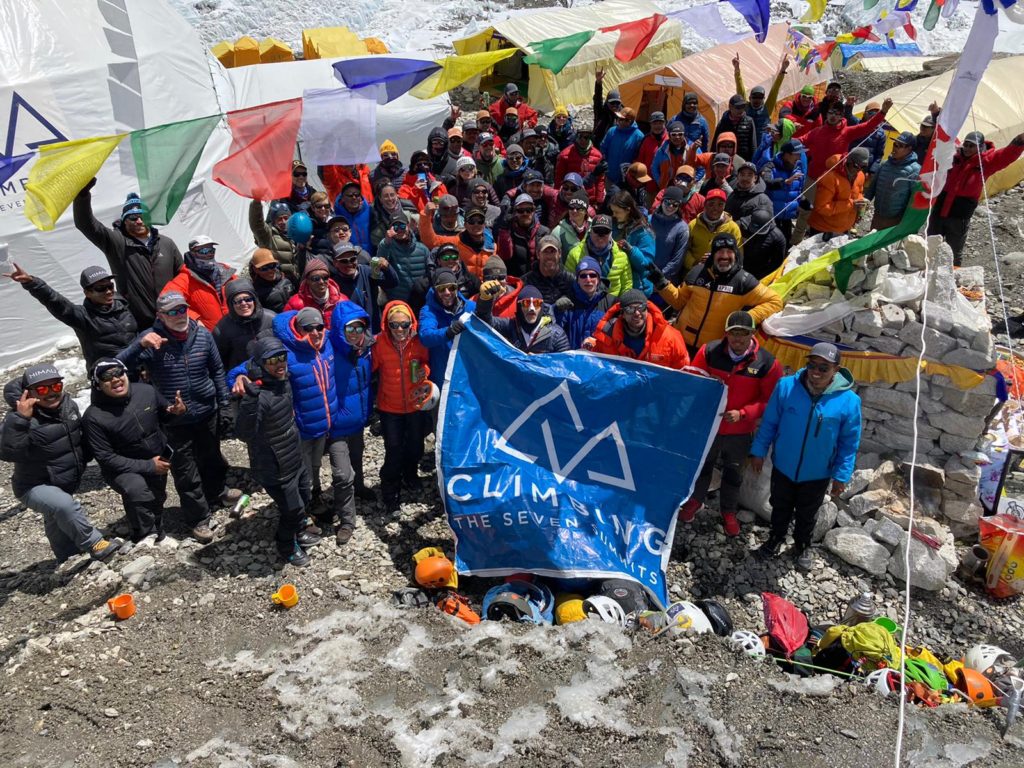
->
<box><xmin>955</xmin><ymin>667</ymin><xmax>999</xmax><ymax>707</ymax></box>
<box><xmin>415</xmin><ymin>555</ymin><xmax>456</xmax><ymax>589</ymax></box>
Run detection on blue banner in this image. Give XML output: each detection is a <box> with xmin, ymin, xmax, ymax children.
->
<box><xmin>437</xmin><ymin>318</ymin><xmax>726</xmax><ymax>608</ymax></box>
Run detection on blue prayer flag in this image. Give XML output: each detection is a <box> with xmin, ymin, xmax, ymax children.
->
<box><xmin>332</xmin><ymin>58</ymin><xmax>441</xmax><ymax>104</ymax></box>
<box><xmin>722</xmin><ymin>0</ymin><xmax>770</xmax><ymax>44</ymax></box>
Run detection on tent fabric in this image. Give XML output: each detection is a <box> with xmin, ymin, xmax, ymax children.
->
<box><xmin>212</xmin><ymin>37</ymin><xmax>296</xmax><ymax>68</ymax></box>
<box><xmin>452</xmin><ymin>0</ymin><xmax>683</xmax><ymax>112</ymax></box>
<box><xmin>303</xmin><ymin>27</ymin><xmax>371</xmax><ymax>60</ymax></box>
<box><xmin>233</xmin><ymin>36</ymin><xmax>261</xmax><ymax>67</ymax></box>
<box><xmin>259</xmin><ymin>38</ymin><xmax>295</xmax><ymax>64</ymax></box>
<box><xmin>853</xmin><ymin>54</ymin><xmax>1024</xmax><ymax>196</ymax></box>
<box><xmin>618</xmin><ymin>24</ymin><xmax>833</xmax><ymax>130</ymax></box>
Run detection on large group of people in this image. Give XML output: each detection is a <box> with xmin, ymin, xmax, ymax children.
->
<box><xmin>4</xmin><ymin>62</ymin><xmax>1022</xmax><ymax>572</ymax></box>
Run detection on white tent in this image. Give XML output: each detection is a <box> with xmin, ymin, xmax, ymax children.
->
<box><xmin>0</xmin><ymin>0</ymin><xmax>448</xmax><ymax>371</ymax></box>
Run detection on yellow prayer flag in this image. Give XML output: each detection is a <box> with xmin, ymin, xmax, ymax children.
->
<box><xmin>767</xmin><ymin>249</ymin><xmax>842</xmax><ymax>301</ymax></box>
<box><xmin>800</xmin><ymin>0</ymin><xmax>828</xmax><ymax>23</ymax></box>
<box><xmin>410</xmin><ymin>49</ymin><xmax>517</xmax><ymax>100</ymax></box>
<box><xmin>25</xmin><ymin>135</ymin><xmax>126</xmax><ymax>231</ymax></box>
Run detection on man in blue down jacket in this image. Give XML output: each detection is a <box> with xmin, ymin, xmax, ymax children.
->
<box><xmin>866</xmin><ymin>130</ymin><xmax>921</xmax><ymax>231</ymax></box>
<box><xmin>749</xmin><ymin>342</ymin><xmax>861</xmax><ymax>571</ymax></box>
<box><xmin>118</xmin><ymin>291</ymin><xmax>239</xmax><ymax>544</ymax></box>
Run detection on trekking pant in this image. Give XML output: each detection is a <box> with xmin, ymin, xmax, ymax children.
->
<box><xmin>927</xmin><ymin>215</ymin><xmax>971</xmax><ymax>266</ymax></box>
<box><xmin>263</xmin><ymin>466</ymin><xmax>312</xmax><ymax>549</ymax></box>
<box><xmin>18</xmin><ymin>485</ymin><xmax>102</xmax><ymax>563</ymax></box>
<box><xmin>106</xmin><ymin>471</ymin><xmax>167</xmax><ymax>541</ymax></box>
<box><xmin>791</xmin><ymin>185</ymin><xmax>817</xmax><ymax>244</ymax></box>
<box><xmin>777</xmin><ymin>218</ymin><xmax>794</xmax><ymax>250</ymax></box>
<box><xmin>690</xmin><ymin>433</ymin><xmax>753</xmax><ymax>512</ymax></box>
<box><xmin>325</xmin><ymin>433</ymin><xmax>364</xmax><ymax>529</ymax></box>
<box><xmin>768</xmin><ymin>468</ymin><xmax>831</xmax><ymax>548</ymax></box>
<box><xmin>870</xmin><ymin>212</ymin><xmax>903</xmax><ymax>231</ymax></box>
<box><xmin>165</xmin><ymin>415</ymin><xmax>228</xmax><ymax>527</ymax></box>
<box><xmin>379</xmin><ymin>411</ymin><xmax>426</xmax><ymax>502</ymax></box>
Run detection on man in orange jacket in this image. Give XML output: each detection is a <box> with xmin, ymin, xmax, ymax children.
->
<box><xmin>807</xmin><ymin>148</ymin><xmax>868</xmax><ymax>241</ymax></box>
<box><xmin>684</xmin><ymin>311</ymin><xmax>782</xmax><ymax>535</ymax></box>
<box><xmin>160</xmin><ymin>236</ymin><xmax>236</xmax><ymax>330</ymax></box>
<box><xmin>584</xmin><ymin>289</ymin><xmax>689</xmax><ymax>369</ymax></box>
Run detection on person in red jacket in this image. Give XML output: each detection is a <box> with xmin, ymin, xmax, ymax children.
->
<box><xmin>372</xmin><ymin>300</ymin><xmax>431</xmax><ymax>513</ymax></box>
<box><xmin>650</xmin><ymin>165</ymin><xmax>705</xmax><ymax>223</ymax></box>
<box><xmin>285</xmin><ymin>260</ymin><xmax>347</xmax><ymax>328</ymax></box>
<box><xmin>793</xmin><ymin>97</ymin><xmax>892</xmax><ymax>243</ymax></box>
<box><xmin>488</xmin><ymin>83</ymin><xmax>538</xmax><ymax>129</ymax></box>
<box><xmin>161</xmin><ymin>236</ymin><xmax>237</xmax><ymax>330</ymax></box>
<box><xmin>682</xmin><ymin>311</ymin><xmax>782</xmax><ymax>535</ymax></box>
<box><xmin>927</xmin><ymin>130</ymin><xmax>1024</xmax><ymax>266</ymax></box>
<box><xmin>321</xmin><ymin>164</ymin><xmax>374</xmax><ymax>206</ymax></box>
<box><xmin>584</xmin><ymin>289</ymin><xmax>689</xmax><ymax>369</ymax></box>
<box><xmin>398</xmin><ymin>151</ymin><xmax>449</xmax><ymax>213</ymax></box>
<box><xmin>555</xmin><ymin>120</ymin><xmax>607</xmax><ymax>207</ymax></box>
<box><xmin>637</xmin><ymin>111</ymin><xmax>668</xmax><ymax>172</ymax></box>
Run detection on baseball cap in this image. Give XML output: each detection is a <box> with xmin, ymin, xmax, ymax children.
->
<box><xmin>295</xmin><ymin>307</ymin><xmax>325</xmax><ymax>328</ymax></box>
<box><xmin>675</xmin><ymin>164</ymin><xmax>696</xmax><ymax>178</ymax></box>
<box><xmin>257</xmin><ymin>336</ymin><xmax>287</xmax><ymax>361</ymax></box>
<box><xmin>478</xmin><ymin>132</ymin><xmax>495</xmax><ymax>144</ymax></box>
<box><xmin>864</xmin><ymin>101</ymin><xmax>881</xmax><ymax>113</ymax></box>
<box><xmin>447</xmin><ymin>126</ymin><xmax>463</xmax><ymax>139</ymax></box>
<box><xmin>750</xmin><ymin>86</ymin><xmax>766</xmax><ymax>97</ymax></box>
<box><xmin>663</xmin><ymin>186</ymin><xmax>686</xmax><ymax>203</ymax></box>
<box><xmin>614</xmin><ymin>106</ymin><xmax>636</xmax><ymax>121</ymax></box>
<box><xmin>80</xmin><ymin>265</ymin><xmax>113</xmax><ymax>288</ymax></box>
<box><xmin>292</xmin><ymin>159</ymin><xmax>308</xmax><ymax>172</ymax></box>
<box><xmin>705</xmin><ymin>188</ymin><xmax>727</xmax><ymax>202</ymax></box>
<box><xmin>24</xmin><ymin>363</ymin><xmax>62</xmax><ymax>387</ymax></box>
<box><xmin>713</xmin><ymin>152</ymin><xmax>731</xmax><ymax>167</ymax></box>
<box><xmin>650</xmin><ymin>111</ymin><xmax>666</xmax><ymax>122</ymax></box>
<box><xmin>438</xmin><ymin>194</ymin><xmax>459</xmax><ymax>209</ymax></box>
<box><xmin>462</xmin><ymin>119</ymin><xmax>478</xmax><ymax>131</ymax></box>
<box><xmin>920</xmin><ymin>113</ymin><xmax>935</xmax><ymax>127</ymax></box>
<box><xmin>737</xmin><ymin>160</ymin><xmax>757</xmax><ymax>174</ymax></box>
<box><xmin>668</xmin><ymin>121</ymin><xmax>685</xmax><ymax>134</ymax></box>
<box><xmin>591</xmin><ymin>214</ymin><xmax>613</xmax><ymax>233</ymax></box>
<box><xmin>538</xmin><ymin>234</ymin><xmax>561</xmax><ymax>253</ymax></box>
<box><xmin>504</xmin><ymin>82</ymin><xmax>519</xmax><ymax>95</ymax></box>
<box><xmin>964</xmin><ymin>131</ymin><xmax>985</xmax><ymax>146</ymax></box>
<box><xmin>520</xmin><ymin>128</ymin><xmax>537</xmax><ymax>140</ymax></box>
<box><xmin>728</xmin><ymin>94</ymin><xmax>748</xmax><ymax>108</ymax></box>
<box><xmin>781</xmin><ymin>140</ymin><xmax>806</xmax><ymax>154</ymax></box>
<box><xmin>514</xmin><ymin>192</ymin><xmax>534</xmax><ymax>208</ymax></box>
<box><xmin>894</xmin><ymin>131</ymin><xmax>916</xmax><ymax>146</ymax></box>
<box><xmin>506</xmin><ymin>107</ymin><xmax>519</xmax><ymax>117</ymax></box>
<box><xmin>157</xmin><ymin>291</ymin><xmax>187</xmax><ymax>312</ymax></box>
<box><xmin>188</xmin><ymin>235</ymin><xmax>217</xmax><ymax>249</ymax></box>
<box><xmin>628</xmin><ymin>162</ymin><xmax>652</xmax><ymax>183</ymax></box>
<box><xmin>725</xmin><ymin>310</ymin><xmax>755</xmax><ymax>332</ymax></box>
<box><xmin>808</xmin><ymin>342</ymin><xmax>840</xmax><ymax>364</ymax></box>
<box><xmin>522</xmin><ymin>169</ymin><xmax>544</xmax><ymax>184</ymax></box>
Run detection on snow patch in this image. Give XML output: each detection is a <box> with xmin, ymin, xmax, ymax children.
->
<box><xmin>767</xmin><ymin>672</ymin><xmax>838</xmax><ymax>697</ymax></box>
<box><xmin>552</xmin><ymin>659</ymin><xmax>638</xmax><ymax>734</ymax></box>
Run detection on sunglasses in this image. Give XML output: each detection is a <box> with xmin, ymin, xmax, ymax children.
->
<box><xmin>32</xmin><ymin>381</ymin><xmax>64</xmax><ymax>395</ymax></box>
<box><xmin>622</xmin><ymin>304</ymin><xmax>647</xmax><ymax>315</ymax></box>
<box><xmin>718</xmin><ymin>142</ymin><xmax>736</xmax><ymax>149</ymax></box>
<box><xmin>806</xmin><ymin>362</ymin><xmax>833</xmax><ymax>373</ymax></box>
<box><xmin>345</xmin><ymin>324</ymin><xmax>367</xmax><ymax>335</ymax></box>
<box><xmin>302</xmin><ymin>323</ymin><xmax>325</xmax><ymax>332</ymax></box>
<box><xmin>662</xmin><ymin>199</ymin><xmax>681</xmax><ymax>208</ymax></box>
<box><xmin>313</xmin><ymin>203</ymin><xmax>331</xmax><ymax>210</ymax></box>
<box><xmin>669</xmin><ymin>131</ymin><xmax>685</xmax><ymax>137</ymax></box>
<box><xmin>508</xmin><ymin>153</ymin><xmax>525</xmax><ymax>160</ymax></box>
<box><xmin>194</xmin><ymin>247</ymin><xmax>216</xmax><ymax>255</ymax></box>
<box><xmin>232</xmin><ymin>295</ymin><xmax>255</xmax><ymax>306</ymax></box>
<box><xmin>561</xmin><ymin>184</ymin><xmax>580</xmax><ymax>192</ymax></box>
<box><xmin>263</xmin><ymin>353</ymin><xmax>288</xmax><ymax>365</ymax></box>
<box><xmin>439</xmin><ymin>252</ymin><xmax>460</xmax><ymax>261</ymax></box>
<box><xmin>256</xmin><ymin>263</ymin><xmax>281</xmax><ymax>272</ymax></box>
<box><xmin>334</xmin><ymin>257</ymin><xmax>358</xmax><ymax>265</ymax></box>
<box><xmin>578</xmin><ymin>271</ymin><xmax>599</xmax><ymax>280</ymax></box>
<box><xmin>97</xmin><ymin>367</ymin><xmax>126</xmax><ymax>382</ymax></box>
<box><xmin>568</xmin><ymin>204</ymin><xmax>587</xmax><ymax>211</ymax></box>
<box><xmin>466</xmin><ymin>217</ymin><xmax>485</xmax><ymax>225</ymax></box>
<box><xmin>519</xmin><ymin>298</ymin><xmax>543</xmax><ymax>310</ymax></box>
<box><xmin>343</xmin><ymin>191</ymin><xmax>361</xmax><ymax>199</ymax></box>
<box><xmin>308</xmin><ymin>274</ymin><xmax>330</xmax><ymax>284</ymax></box>
<box><xmin>162</xmin><ymin>306</ymin><xmax>188</xmax><ymax>316</ymax></box>
<box><xmin>388</xmin><ymin>320</ymin><xmax>412</xmax><ymax>330</ymax></box>
<box><xmin>892</xmin><ymin>141</ymin><xmax>910</xmax><ymax>149</ymax></box>
<box><xmin>124</xmin><ymin>215</ymin><xmax>144</xmax><ymax>223</ymax></box>
<box><xmin>436</xmin><ymin>284</ymin><xmax>458</xmax><ymax>293</ymax></box>
<box><xmin>393</xmin><ymin>222</ymin><xmax>408</xmax><ymax>231</ymax></box>
<box><xmin>293</xmin><ymin>171</ymin><xmax>307</xmax><ymax>178</ymax></box>
<box><xmin>88</xmin><ymin>282</ymin><xmax>115</xmax><ymax>293</ymax></box>
<box><xmin>592</xmin><ymin>228</ymin><xmax>612</xmax><ymax>236</ymax></box>
<box><xmin>516</xmin><ymin>207</ymin><xmax>535</xmax><ymax>214</ymax></box>
<box><xmin>674</xmin><ymin>176</ymin><xmax>693</xmax><ymax>183</ymax></box>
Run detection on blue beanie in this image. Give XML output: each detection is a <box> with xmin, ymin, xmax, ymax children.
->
<box><xmin>518</xmin><ymin>285</ymin><xmax>543</xmax><ymax>302</ymax></box>
<box><xmin>576</xmin><ymin>256</ymin><xmax>601</xmax><ymax>275</ymax></box>
<box><xmin>121</xmin><ymin>192</ymin><xmax>147</xmax><ymax>222</ymax></box>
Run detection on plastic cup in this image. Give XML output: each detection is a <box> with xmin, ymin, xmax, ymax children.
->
<box><xmin>107</xmin><ymin>593</ymin><xmax>136</xmax><ymax>620</ymax></box>
<box><xmin>272</xmin><ymin>584</ymin><xmax>299</xmax><ymax>608</ymax></box>
<box><xmin>874</xmin><ymin>617</ymin><xmax>900</xmax><ymax>634</ymax></box>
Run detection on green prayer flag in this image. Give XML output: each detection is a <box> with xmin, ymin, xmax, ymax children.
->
<box><xmin>524</xmin><ymin>30</ymin><xmax>596</xmax><ymax>75</ymax></box>
<box><xmin>130</xmin><ymin>115</ymin><xmax>220</xmax><ymax>226</ymax></box>
<box><xmin>833</xmin><ymin>203</ymin><xmax>929</xmax><ymax>292</ymax></box>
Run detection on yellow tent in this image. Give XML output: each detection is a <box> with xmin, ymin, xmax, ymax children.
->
<box><xmin>302</xmin><ymin>27</ymin><xmax>389</xmax><ymax>60</ymax></box>
<box><xmin>452</xmin><ymin>0</ymin><xmax>683</xmax><ymax>112</ymax></box>
<box><xmin>212</xmin><ymin>41</ymin><xmax>234</xmax><ymax>68</ymax></box>
<box><xmin>233</xmin><ymin>36</ymin><xmax>260</xmax><ymax>67</ymax></box>
<box><xmin>259</xmin><ymin>38</ymin><xmax>294</xmax><ymax>64</ymax></box>
<box><xmin>854</xmin><ymin>55</ymin><xmax>1024</xmax><ymax>196</ymax></box>
<box><xmin>618</xmin><ymin>24</ymin><xmax>832</xmax><ymax>128</ymax></box>
<box><xmin>212</xmin><ymin>37</ymin><xmax>295</xmax><ymax>67</ymax></box>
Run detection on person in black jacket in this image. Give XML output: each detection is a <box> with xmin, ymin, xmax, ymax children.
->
<box><xmin>0</xmin><ymin>364</ymin><xmax>123</xmax><ymax>563</ymax></box>
<box><xmin>327</xmin><ymin>244</ymin><xmax>398</xmax><ymax>333</ymax></box>
<box><xmin>712</xmin><ymin>95</ymin><xmax>758</xmax><ymax>167</ymax></box>
<box><xmin>73</xmin><ymin>180</ymin><xmax>183</xmax><ymax>328</ymax></box>
<box><xmin>212</xmin><ymin>279</ymin><xmax>277</xmax><ymax>371</ymax></box>
<box><xmin>248</xmin><ymin>249</ymin><xmax>294</xmax><ymax>313</ymax></box>
<box><xmin>7</xmin><ymin>263</ymin><xmax>138</xmax><ymax>373</ymax></box>
<box><xmin>408</xmin><ymin>244</ymin><xmax>481</xmax><ymax>318</ymax></box>
<box><xmin>740</xmin><ymin>210</ymin><xmax>789</xmax><ymax>280</ymax></box>
<box><xmin>234</xmin><ymin>337</ymin><xmax>316</xmax><ymax>568</ymax></box>
<box><xmin>82</xmin><ymin>359</ymin><xmax>186</xmax><ymax>542</ymax></box>
<box><xmin>475</xmin><ymin>283</ymin><xmax>569</xmax><ymax>353</ymax></box>
<box><xmin>521</xmin><ymin>236</ymin><xmax>573</xmax><ymax>305</ymax></box>
<box><xmin>117</xmin><ymin>291</ymin><xmax>239</xmax><ymax>543</ymax></box>
<box><xmin>725</xmin><ymin>161</ymin><xmax>775</xmax><ymax>234</ymax></box>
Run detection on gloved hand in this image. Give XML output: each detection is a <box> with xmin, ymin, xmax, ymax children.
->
<box><xmin>554</xmin><ymin>296</ymin><xmax>574</xmax><ymax>312</ymax></box>
<box><xmin>593</xmin><ymin>159</ymin><xmax>608</xmax><ymax>177</ymax></box>
<box><xmin>798</xmin><ymin>198</ymin><xmax>812</xmax><ymax>211</ymax></box>
<box><xmin>647</xmin><ymin>262</ymin><xmax>669</xmax><ymax>291</ymax></box>
<box><xmin>217</xmin><ymin>411</ymin><xmax>234</xmax><ymax>439</ymax></box>
<box><xmin>445</xmin><ymin>318</ymin><xmax>466</xmax><ymax>339</ymax></box>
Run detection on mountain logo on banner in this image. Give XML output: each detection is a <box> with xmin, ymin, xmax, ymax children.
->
<box><xmin>494</xmin><ymin>381</ymin><xmax>636</xmax><ymax>491</ymax></box>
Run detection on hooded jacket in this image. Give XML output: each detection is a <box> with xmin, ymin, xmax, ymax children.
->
<box><xmin>476</xmin><ymin>295</ymin><xmax>569</xmax><ymax>354</ymax></box>
<box><xmin>419</xmin><ymin>215</ymin><xmax>495</xmax><ymax>280</ymax></box>
<box><xmin>808</xmin><ymin>153</ymin><xmax>866</xmax><ymax>234</ymax></box>
<box><xmin>247</xmin><ymin>263</ymin><xmax>295</xmax><ymax>313</ymax></box>
<box><xmin>866</xmin><ymin>153</ymin><xmax>921</xmax><ymax>219</ymax></box>
<box><xmin>600</xmin><ymin>122</ymin><xmax>645</xmax><ymax>185</ymax></box>
<box><xmin>333</xmin><ymin>196</ymin><xmax>378</xmax><ymax>255</ymax></box>
<box><xmin>82</xmin><ymin>380</ymin><xmax>167</xmax><ymax>478</ymax></box>
<box><xmin>651</xmin><ymin>186</ymin><xmax>705</xmax><ymax>223</ymax></box>
<box><xmin>248</xmin><ymin>200</ymin><xmax>298</xmax><ymax>283</ymax></box>
<box><xmin>651</xmin><ymin>140</ymin><xmax>690</xmax><ymax>189</ymax></box>
<box><xmin>161</xmin><ymin>260</ymin><xmax>238</xmax><ymax>331</ymax></box>
<box><xmin>935</xmin><ymin>140</ymin><xmax>1024</xmax><ymax>219</ymax></box>
<box><xmin>234</xmin><ymin>351</ymin><xmax>304</xmax><ymax>487</ymax></box>
<box><xmin>373</xmin><ymin>301</ymin><xmax>431</xmax><ymax>414</ymax></box>
<box><xmin>750</xmin><ymin>367</ymin><xmax>862</xmax><ymax>484</ymax></box>
<box><xmin>326</xmin><ymin>301</ymin><xmax>375</xmax><ymax>438</ymax></box>
<box><xmin>493</xmin><ymin>159</ymin><xmax>531</xmax><ymax>199</ymax></box>
<box><xmin>649</xmin><ymin>208</ymin><xmax>689</xmax><ymax>285</ymax></box>
<box><xmin>798</xmin><ymin>110</ymin><xmax>885</xmax><ymax>180</ymax></box>
<box><xmin>1</xmin><ymin>379</ymin><xmax>89</xmax><ymax>497</ymax></box>
<box><xmin>408</xmin><ymin>255</ymin><xmax>481</xmax><ymax>318</ymax></box>
<box><xmin>20</xmin><ymin>277</ymin><xmax>138</xmax><ymax>372</ymax></box>
<box><xmin>322</xmin><ymin>164</ymin><xmax>374</xmax><ymax>206</ymax></box>
<box><xmin>590</xmin><ymin>301</ymin><xmax>690</xmax><ymax>369</ymax></box>
<box><xmin>377</xmin><ymin>234</ymin><xmax>430</xmax><ymax>304</ymax></box>
<box><xmin>742</xmin><ymin>224</ymin><xmax>789</xmax><ymax>280</ymax></box>
<box><xmin>659</xmin><ymin>252</ymin><xmax>783</xmax><ymax>350</ymax></box>
<box><xmin>478</xmin><ymin>275</ymin><xmax>524</xmax><ymax>319</ymax></box>
<box><xmin>488</xmin><ymin>96</ymin><xmax>539</xmax><ymax>129</ymax></box>
<box><xmin>762</xmin><ymin>150</ymin><xmax>807</xmax><ymax>221</ymax></box>
<box><xmin>691</xmin><ymin>337</ymin><xmax>782</xmax><ymax>435</ymax></box>
<box><xmin>637</xmin><ymin>130</ymin><xmax>668</xmax><ymax>174</ymax></box>
<box><xmin>117</xmin><ymin>319</ymin><xmax>228</xmax><ymax>426</ymax></box>
<box><xmin>712</xmin><ymin>112</ymin><xmax>758</xmax><ymax>166</ymax></box>
<box><xmin>556</xmin><ymin>281</ymin><xmax>617</xmax><ymax>349</ymax></box>
<box><xmin>684</xmin><ymin>214</ymin><xmax>743</xmax><ymax>272</ymax></box>
<box><xmin>284</xmin><ymin>271</ymin><xmax>347</xmax><ymax>327</ymax></box>
<box><xmin>614</xmin><ymin>221</ymin><xmax>657</xmax><ymax>296</ymax></box>
<box><xmin>212</xmin><ymin>280</ymin><xmax>277</xmax><ymax>371</ymax></box>
<box><xmin>555</xmin><ymin>143</ymin><xmax>607</xmax><ymax>205</ymax></box>
<box><xmin>687</xmin><ymin>132</ymin><xmax>738</xmax><ymax>177</ymax></box>
<box><xmin>724</xmin><ymin>177</ymin><xmax>774</xmax><ymax>234</ymax></box>
<box><xmin>73</xmin><ymin>190</ymin><xmax>184</xmax><ymax>328</ymax></box>
<box><xmin>565</xmin><ymin>238</ymin><xmax>633</xmax><ymax>297</ymax></box>
<box><xmin>418</xmin><ymin>289</ymin><xmax>476</xmax><ymax>385</ymax></box>
<box><xmin>428</xmin><ymin>127</ymin><xmax>459</xmax><ymax>178</ymax></box>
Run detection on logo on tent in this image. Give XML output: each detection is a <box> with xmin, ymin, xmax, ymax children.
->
<box><xmin>494</xmin><ymin>380</ymin><xmax>636</xmax><ymax>491</ymax></box>
<box><xmin>0</xmin><ymin>91</ymin><xmax>67</xmax><ymax>193</ymax></box>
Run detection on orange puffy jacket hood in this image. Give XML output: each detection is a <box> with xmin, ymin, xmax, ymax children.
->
<box><xmin>372</xmin><ymin>300</ymin><xmax>431</xmax><ymax>414</ymax></box>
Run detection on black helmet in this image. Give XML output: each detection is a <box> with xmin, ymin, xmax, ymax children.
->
<box><xmin>697</xmin><ymin>599</ymin><xmax>734</xmax><ymax>636</ymax></box>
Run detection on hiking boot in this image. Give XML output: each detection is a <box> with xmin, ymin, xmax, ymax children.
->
<box><xmin>279</xmin><ymin>543</ymin><xmax>310</xmax><ymax>568</ymax></box>
<box><xmin>384</xmin><ymin>495</ymin><xmax>401</xmax><ymax>515</ymax></box>
<box><xmin>793</xmin><ymin>544</ymin><xmax>815</xmax><ymax>571</ymax></box>
<box><xmin>754</xmin><ymin>535</ymin><xmax>784</xmax><ymax>560</ymax></box>
<box><xmin>191</xmin><ymin>523</ymin><xmax>215</xmax><ymax>544</ymax></box>
<box><xmin>296</xmin><ymin>529</ymin><xmax>321</xmax><ymax>548</ymax></box>
<box><xmin>219</xmin><ymin>488</ymin><xmax>243</xmax><ymax>507</ymax></box>
<box><xmin>89</xmin><ymin>537</ymin><xmax>124</xmax><ymax>561</ymax></box>
<box><xmin>678</xmin><ymin>498</ymin><xmax>701</xmax><ymax>523</ymax></box>
<box><xmin>721</xmin><ymin>511</ymin><xmax>740</xmax><ymax>537</ymax></box>
<box><xmin>403</xmin><ymin>476</ymin><xmax>422</xmax><ymax>493</ymax></box>
<box><xmin>354</xmin><ymin>484</ymin><xmax>376</xmax><ymax>501</ymax></box>
<box><xmin>303</xmin><ymin>517</ymin><xmax>324</xmax><ymax>536</ymax></box>
<box><xmin>335</xmin><ymin>525</ymin><xmax>354</xmax><ymax>546</ymax></box>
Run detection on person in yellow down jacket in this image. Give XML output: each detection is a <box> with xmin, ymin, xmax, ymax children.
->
<box><xmin>684</xmin><ymin>189</ymin><xmax>742</xmax><ymax>271</ymax></box>
<box><xmin>652</xmin><ymin>232</ymin><xmax>782</xmax><ymax>355</ymax></box>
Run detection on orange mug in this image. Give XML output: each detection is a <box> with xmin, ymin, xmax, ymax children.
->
<box><xmin>271</xmin><ymin>584</ymin><xmax>299</xmax><ymax>608</ymax></box>
<box><xmin>107</xmin><ymin>593</ymin><xmax>136</xmax><ymax>620</ymax></box>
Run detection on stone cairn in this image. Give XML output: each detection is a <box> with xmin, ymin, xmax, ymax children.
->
<box><xmin>740</xmin><ymin>234</ymin><xmax>997</xmax><ymax>591</ymax></box>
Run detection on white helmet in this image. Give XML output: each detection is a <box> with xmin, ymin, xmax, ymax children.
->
<box><xmin>583</xmin><ymin>595</ymin><xmax>628</xmax><ymax>627</ymax></box>
<box><xmin>730</xmin><ymin>630</ymin><xmax>766</xmax><ymax>658</ymax></box>
<box><xmin>864</xmin><ymin>668</ymin><xmax>903</xmax><ymax>698</ymax></box>
<box><xmin>965</xmin><ymin>644</ymin><xmax>1016</xmax><ymax>677</ymax></box>
<box><xmin>666</xmin><ymin>601</ymin><xmax>713</xmax><ymax>635</ymax></box>
<box><xmin>413</xmin><ymin>381</ymin><xmax>440</xmax><ymax>411</ymax></box>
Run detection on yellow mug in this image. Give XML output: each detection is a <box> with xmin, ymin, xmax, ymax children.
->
<box><xmin>271</xmin><ymin>584</ymin><xmax>299</xmax><ymax>608</ymax></box>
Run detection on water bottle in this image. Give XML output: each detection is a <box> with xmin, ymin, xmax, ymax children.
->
<box><xmin>370</xmin><ymin>256</ymin><xmax>383</xmax><ymax>280</ymax></box>
<box><xmin>232</xmin><ymin>493</ymin><xmax>251</xmax><ymax>518</ymax></box>
<box><xmin>841</xmin><ymin>591</ymin><xmax>875</xmax><ymax>626</ymax></box>
<box><xmin>410</xmin><ymin>359</ymin><xmax>421</xmax><ymax>384</ymax></box>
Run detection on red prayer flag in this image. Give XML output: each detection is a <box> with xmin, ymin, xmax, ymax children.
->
<box><xmin>213</xmin><ymin>99</ymin><xmax>302</xmax><ymax>200</ymax></box>
<box><xmin>600</xmin><ymin>14</ymin><xmax>668</xmax><ymax>63</ymax></box>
